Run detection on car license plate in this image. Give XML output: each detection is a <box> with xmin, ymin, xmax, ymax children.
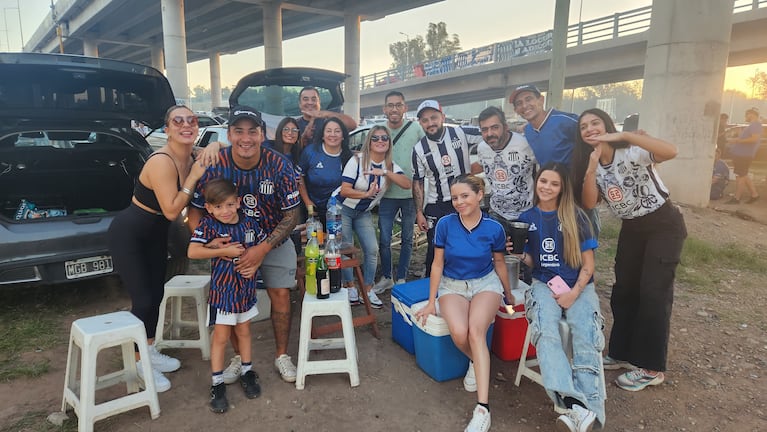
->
<box><xmin>65</xmin><ymin>255</ymin><xmax>114</xmax><ymax>279</ymax></box>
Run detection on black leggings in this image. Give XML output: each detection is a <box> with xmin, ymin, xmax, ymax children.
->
<box><xmin>108</xmin><ymin>203</ymin><xmax>170</xmax><ymax>339</ymax></box>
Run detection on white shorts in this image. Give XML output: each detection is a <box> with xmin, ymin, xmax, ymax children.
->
<box><xmin>437</xmin><ymin>271</ymin><xmax>504</xmax><ymax>301</ymax></box>
<box><xmin>207</xmin><ymin>303</ymin><xmax>259</xmax><ymax>326</ymax></box>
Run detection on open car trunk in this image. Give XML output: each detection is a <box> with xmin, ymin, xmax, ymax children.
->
<box><xmin>0</xmin><ymin>130</ymin><xmax>146</xmax><ymax>221</ymax></box>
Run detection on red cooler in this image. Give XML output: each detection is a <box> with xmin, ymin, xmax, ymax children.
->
<box><xmin>491</xmin><ymin>303</ymin><xmax>536</xmax><ymax>361</ymax></box>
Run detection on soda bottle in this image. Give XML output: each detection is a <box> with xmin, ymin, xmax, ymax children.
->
<box><xmin>326</xmin><ymin>195</ymin><xmax>342</xmax><ymax>243</ymax></box>
<box><xmin>306</xmin><ymin>205</ymin><xmax>317</xmax><ymax>242</ymax></box>
<box><xmin>316</xmin><ymin>247</ymin><xmax>329</xmax><ymax>299</ymax></box>
<box><xmin>325</xmin><ymin>233</ymin><xmax>342</xmax><ymax>294</ymax></box>
<box><xmin>304</xmin><ymin>231</ymin><xmax>319</xmax><ymax>296</ymax></box>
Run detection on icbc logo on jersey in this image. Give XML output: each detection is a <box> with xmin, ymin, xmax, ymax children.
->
<box><xmin>606</xmin><ymin>186</ymin><xmax>624</xmax><ymax>202</ymax></box>
<box><xmin>441</xmin><ymin>155</ymin><xmax>451</xmax><ymax>166</ymax></box>
<box><xmin>494</xmin><ymin>169</ymin><xmax>508</xmax><ymax>182</ymax></box>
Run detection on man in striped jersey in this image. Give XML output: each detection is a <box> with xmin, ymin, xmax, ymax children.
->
<box><xmin>412</xmin><ymin>100</ymin><xmax>483</xmax><ymax>276</ymax></box>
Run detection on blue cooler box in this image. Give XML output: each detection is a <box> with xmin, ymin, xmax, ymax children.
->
<box><xmin>390</xmin><ymin>278</ymin><xmax>431</xmax><ymax>354</ymax></box>
<box><xmin>411</xmin><ymin>300</ymin><xmax>494</xmax><ymax>382</ymax></box>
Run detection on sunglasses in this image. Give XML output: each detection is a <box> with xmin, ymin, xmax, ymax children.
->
<box><xmin>370</xmin><ymin>135</ymin><xmax>390</xmax><ymax>142</ymax></box>
<box><xmin>170</xmin><ymin>116</ymin><xmax>198</xmax><ymax>127</ymax></box>
<box><xmin>282</xmin><ymin>127</ymin><xmax>300</xmax><ymax>133</ymax></box>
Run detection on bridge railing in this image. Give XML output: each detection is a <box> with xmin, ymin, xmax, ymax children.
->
<box><xmin>360</xmin><ymin>0</ymin><xmax>766</xmax><ymax>90</ymax></box>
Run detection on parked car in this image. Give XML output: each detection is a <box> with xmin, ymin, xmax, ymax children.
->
<box><xmin>228</xmin><ymin>67</ymin><xmax>348</xmax><ymax>140</ymax></box>
<box><xmin>0</xmin><ymin>52</ymin><xmax>189</xmax><ymax>286</ymax></box>
<box><xmin>724</xmin><ymin>123</ymin><xmax>767</xmax><ymax>161</ymax></box>
<box><xmin>146</xmin><ymin>113</ymin><xmax>224</xmax><ymax>149</ymax></box>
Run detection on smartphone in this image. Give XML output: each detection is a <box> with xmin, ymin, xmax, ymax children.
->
<box><xmin>546</xmin><ymin>275</ymin><xmax>571</xmax><ymax>295</ymax></box>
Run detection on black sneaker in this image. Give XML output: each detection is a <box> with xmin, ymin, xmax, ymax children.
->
<box><xmin>240</xmin><ymin>370</ymin><xmax>261</xmax><ymax>399</ymax></box>
<box><xmin>209</xmin><ymin>383</ymin><xmax>228</xmax><ymax>413</ymax></box>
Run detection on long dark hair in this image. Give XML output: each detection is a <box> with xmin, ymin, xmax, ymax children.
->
<box><xmin>571</xmin><ymin>108</ymin><xmax>629</xmax><ymax>205</ymax></box>
<box><xmin>274</xmin><ymin>116</ymin><xmax>302</xmax><ymax>164</ymax></box>
<box><xmin>322</xmin><ymin>116</ymin><xmax>353</xmax><ymax>166</ymax></box>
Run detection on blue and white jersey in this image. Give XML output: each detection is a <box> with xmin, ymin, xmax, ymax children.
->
<box><xmin>298</xmin><ymin>142</ymin><xmax>344</xmax><ymax>211</ymax></box>
<box><xmin>523</xmin><ymin>109</ymin><xmax>578</xmax><ymax>166</ymax></box>
<box><xmin>434</xmin><ymin>212</ymin><xmax>506</xmax><ymax>280</ymax></box>
<box><xmin>190</xmin><ymin>212</ymin><xmax>266</xmax><ymax>313</ymax></box>
<box><xmin>476</xmin><ymin>132</ymin><xmax>537</xmax><ymax>221</ymax></box>
<box><xmin>595</xmin><ymin>146</ymin><xmax>668</xmax><ymax>219</ymax></box>
<box><xmin>519</xmin><ymin>206</ymin><xmax>597</xmax><ymax>287</ymax></box>
<box><xmin>412</xmin><ymin>126</ymin><xmax>483</xmax><ymax>204</ymax></box>
<box><xmin>337</xmin><ymin>155</ymin><xmax>404</xmax><ymax>212</ymax></box>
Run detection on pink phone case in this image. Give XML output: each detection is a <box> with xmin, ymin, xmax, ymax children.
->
<box><xmin>547</xmin><ymin>275</ymin><xmax>571</xmax><ymax>295</ymax></box>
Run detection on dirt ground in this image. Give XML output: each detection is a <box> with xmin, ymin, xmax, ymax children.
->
<box><xmin>1</xmin><ymin>178</ymin><xmax>766</xmax><ymax>432</ymax></box>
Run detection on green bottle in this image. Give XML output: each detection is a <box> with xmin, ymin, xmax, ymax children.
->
<box><xmin>304</xmin><ymin>231</ymin><xmax>319</xmax><ymax>296</ymax></box>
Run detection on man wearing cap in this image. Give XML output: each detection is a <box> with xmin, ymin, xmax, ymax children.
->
<box><xmin>190</xmin><ymin>105</ymin><xmax>302</xmax><ymax>385</ymax></box>
<box><xmin>510</xmin><ymin>85</ymin><xmax>578</xmax><ymax>166</ymax></box>
<box><xmin>296</xmin><ymin>86</ymin><xmax>358</xmax><ymax>146</ymax></box>
<box><xmin>412</xmin><ymin>99</ymin><xmax>483</xmax><ymax>276</ymax></box>
<box><xmin>726</xmin><ymin>107</ymin><xmax>762</xmax><ymax>204</ymax></box>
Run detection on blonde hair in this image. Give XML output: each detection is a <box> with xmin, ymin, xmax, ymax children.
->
<box><xmin>534</xmin><ymin>163</ymin><xmax>589</xmax><ymax>268</ymax></box>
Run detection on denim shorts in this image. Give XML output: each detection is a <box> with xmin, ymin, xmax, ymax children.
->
<box><xmin>438</xmin><ymin>271</ymin><xmax>504</xmax><ymax>301</ymax></box>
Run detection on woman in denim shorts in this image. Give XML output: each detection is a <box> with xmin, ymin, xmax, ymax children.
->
<box><xmin>415</xmin><ymin>174</ymin><xmax>512</xmax><ymax>432</ymax></box>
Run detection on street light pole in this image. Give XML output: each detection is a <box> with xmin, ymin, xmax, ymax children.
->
<box><xmin>399</xmin><ymin>31</ymin><xmax>410</xmax><ymax>66</ymax></box>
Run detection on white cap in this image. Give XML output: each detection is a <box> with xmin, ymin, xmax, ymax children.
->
<box><xmin>416</xmin><ymin>100</ymin><xmax>442</xmax><ymax>118</ymax></box>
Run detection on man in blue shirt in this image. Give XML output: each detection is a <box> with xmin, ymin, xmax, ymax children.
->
<box><xmin>725</xmin><ymin>107</ymin><xmax>762</xmax><ymax>204</ymax></box>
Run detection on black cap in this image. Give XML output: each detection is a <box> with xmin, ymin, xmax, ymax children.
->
<box><xmin>228</xmin><ymin>105</ymin><xmax>263</xmax><ymax>126</ymax></box>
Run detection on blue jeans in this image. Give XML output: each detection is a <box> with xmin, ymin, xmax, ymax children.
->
<box><xmin>525</xmin><ymin>280</ymin><xmax>606</xmax><ymax>427</ymax></box>
<box><xmin>341</xmin><ymin>206</ymin><xmax>378</xmax><ymax>287</ymax></box>
<box><xmin>377</xmin><ymin>198</ymin><xmax>416</xmax><ymax>281</ymax></box>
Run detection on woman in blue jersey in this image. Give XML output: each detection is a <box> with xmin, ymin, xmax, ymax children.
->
<box><xmin>415</xmin><ymin>174</ymin><xmax>512</xmax><ymax>432</ymax></box>
<box><xmin>336</xmin><ymin>125</ymin><xmax>411</xmax><ymax>308</ymax></box>
<box><xmin>511</xmin><ymin>163</ymin><xmax>604</xmax><ymax>431</ymax></box>
<box><xmin>298</xmin><ymin>117</ymin><xmax>353</xmax><ymax>224</ymax></box>
<box><xmin>574</xmin><ymin>108</ymin><xmax>686</xmax><ymax>393</ymax></box>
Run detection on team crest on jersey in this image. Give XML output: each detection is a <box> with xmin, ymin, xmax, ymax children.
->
<box><xmin>606</xmin><ymin>186</ymin><xmax>624</xmax><ymax>202</ymax></box>
<box><xmin>259</xmin><ymin>179</ymin><xmax>274</xmax><ymax>195</ymax></box>
<box><xmin>244</xmin><ymin>229</ymin><xmax>256</xmax><ymax>244</ymax></box>
<box><xmin>451</xmin><ymin>136</ymin><xmax>462</xmax><ymax>149</ymax></box>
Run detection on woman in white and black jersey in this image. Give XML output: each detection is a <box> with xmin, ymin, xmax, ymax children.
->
<box><xmin>573</xmin><ymin>108</ymin><xmax>687</xmax><ymax>392</ymax></box>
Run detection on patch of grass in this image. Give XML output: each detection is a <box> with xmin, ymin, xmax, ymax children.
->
<box><xmin>677</xmin><ymin>236</ymin><xmax>766</xmax><ymax>293</ymax></box>
<box><xmin>0</xmin><ymin>306</ymin><xmax>59</xmax><ymax>381</ymax></box>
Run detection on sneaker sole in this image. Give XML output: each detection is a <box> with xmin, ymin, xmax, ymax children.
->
<box><xmin>555</xmin><ymin>417</ymin><xmax>577</xmax><ymax>432</ymax></box>
<box><xmin>210</xmin><ymin>404</ymin><xmax>228</xmax><ymax>413</ymax></box>
<box><xmin>615</xmin><ymin>375</ymin><xmax>664</xmax><ymax>391</ymax></box>
<box><xmin>278</xmin><ymin>374</ymin><xmax>297</xmax><ymax>383</ymax></box>
<box><xmin>603</xmin><ymin>362</ymin><xmax>636</xmax><ymax>370</ymax></box>
<box><xmin>223</xmin><ymin>375</ymin><xmax>240</xmax><ymax>385</ymax></box>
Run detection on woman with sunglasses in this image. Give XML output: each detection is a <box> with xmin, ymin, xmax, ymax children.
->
<box><xmin>336</xmin><ymin>125</ymin><xmax>410</xmax><ymax>307</ymax></box>
<box><xmin>108</xmin><ymin>105</ymin><xmax>208</xmax><ymax>393</ymax></box>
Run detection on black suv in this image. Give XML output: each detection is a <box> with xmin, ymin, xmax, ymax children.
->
<box><xmin>0</xmin><ymin>53</ymin><xmax>189</xmax><ymax>286</ymax></box>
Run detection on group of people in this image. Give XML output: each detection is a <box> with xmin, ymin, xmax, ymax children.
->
<box><xmin>107</xmin><ymin>83</ymin><xmax>697</xmax><ymax>431</ymax></box>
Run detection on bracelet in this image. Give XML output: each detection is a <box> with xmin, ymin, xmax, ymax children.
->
<box><xmin>181</xmin><ymin>187</ymin><xmax>193</xmax><ymax>196</ymax></box>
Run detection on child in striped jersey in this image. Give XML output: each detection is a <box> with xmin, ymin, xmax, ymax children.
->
<box><xmin>188</xmin><ymin>178</ymin><xmax>266</xmax><ymax>413</ymax></box>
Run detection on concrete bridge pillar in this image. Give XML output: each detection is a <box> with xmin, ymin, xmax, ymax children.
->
<box><xmin>209</xmin><ymin>52</ymin><xmax>222</xmax><ymax>110</ymax></box>
<box><xmin>344</xmin><ymin>14</ymin><xmax>361</xmax><ymax>124</ymax></box>
<box><xmin>151</xmin><ymin>40</ymin><xmax>165</xmax><ymax>72</ymax></box>
<box><xmin>83</xmin><ymin>38</ymin><xmax>98</xmax><ymax>57</ymax></box>
<box><xmin>640</xmin><ymin>0</ymin><xmax>734</xmax><ymax>207</ymax></box>
<box><xmin>160</xmin><ymin>0</ymin><xmax>190</xmax><ymax>104</ymax></box>
<box><xmin>263</xmin><ymin>1</ymin><xmax>283</xmax><ymax>69</ymax></box>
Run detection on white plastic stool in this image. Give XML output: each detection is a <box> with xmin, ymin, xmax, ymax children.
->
<box><xmin>295</xmin><ymin>288</ymin><xmax>359</xmax><ymax>389</ymax></box>
<box><xmin>515</xmin><ymin>315</ymin><xmax>606</xmax><ymax>411</ymax></box>
<box><xmin>155</xmin><ymin>275</ymin><xmax>210</xmax><ymax>360</ymax></box>
<box><xmin>61</xmin><ymin>311</ymin><xmax>160</xmax><ymax>432</ymax></box>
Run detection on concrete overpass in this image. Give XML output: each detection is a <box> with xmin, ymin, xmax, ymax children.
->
<box><xmin>359</xmin><ymin>2</ymin><xmax>767</xmax><ymax>115</ymax></box>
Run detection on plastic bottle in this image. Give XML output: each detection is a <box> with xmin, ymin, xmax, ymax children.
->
<box><xmin>326</xmin><ymin>195</ymin><xmax>342</xmax><ymax>243</ymax></box>
<box><xmin>306</xmin><ymin>204</ymin><xmax>317</xmax><ymax>242</ymax></box>
<box><xmin>304</xmin><ymin>231</ymin><xmax>319</xmax><ymax>296</ymax></box>
<box><xmin>325</xmin><ymin>233</ymin><xmax>342</xmax><ymax>294</ymax></box>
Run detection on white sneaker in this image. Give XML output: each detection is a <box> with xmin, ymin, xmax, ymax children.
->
<box><xmin>556</xmin><ymin>404</ymin><xmax>596</xmax><ymax>432</ymax></box>
<box><xmin>463</xmin><ymin>361</ymin><xmax>477</xmax><ymax>392</ymax></box>
<box><xmin>464</xmin><ymin>404</ymin><xmax>491</xmax><ymax>432</ymax></box>
<box><xmin>147</xmin><ymin>344</ymin><xmax>180</xmax><ymax>373</ymax></box>
<box><xmin>136</xmin><ymin>360</ymin><xmax>171</xmax><ymax>393</ymax></box>
<box><xmin>222</xmin><ymin>355</ymin><xmax>241</xmax><ymax>385</ymax></box>
<box><xmin>347</xmin><ymin>287</ymin><xmax>360</xmax><ymax>304</ymax></box>
<box><xmin>367</xmin><ymin>290</ymin><xmax>383</xmax><ymax>309</ymax></box>
<box><xmin>395</xmin><ymin>279</ymin><xmax>407</xmax><ymax>285</ymax></box>
<box><xmin>274</xmin><ymin>354</ymin><xmax>297</xmax><ymax>383</ymax></box>
<box><xmin>372</xmin><ymin>277</ymin><xmax>393</xmax><ymax>294</ymax></box>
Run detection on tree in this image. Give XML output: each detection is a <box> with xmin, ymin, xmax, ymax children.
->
<box><xmin>388</xmin><ymin>22</ymin><xmax>460</xmax><ymax>69</ymax></box>
<box><xmin>746</xmin><ymin>70</ymin><xmax>767</xmax><ymax>99</ymax></box>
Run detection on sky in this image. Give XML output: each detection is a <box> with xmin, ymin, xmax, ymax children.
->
<box><xmin>9</xmin><ymin>0</ymin><xmax>767</xmax><ymax>94</ymax></box>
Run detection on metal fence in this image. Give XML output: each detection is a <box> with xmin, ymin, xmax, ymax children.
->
<box><xmin>360</xmin><ymin>0</ymin><xmax>767</xmax><ymax>90</ymax></box>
